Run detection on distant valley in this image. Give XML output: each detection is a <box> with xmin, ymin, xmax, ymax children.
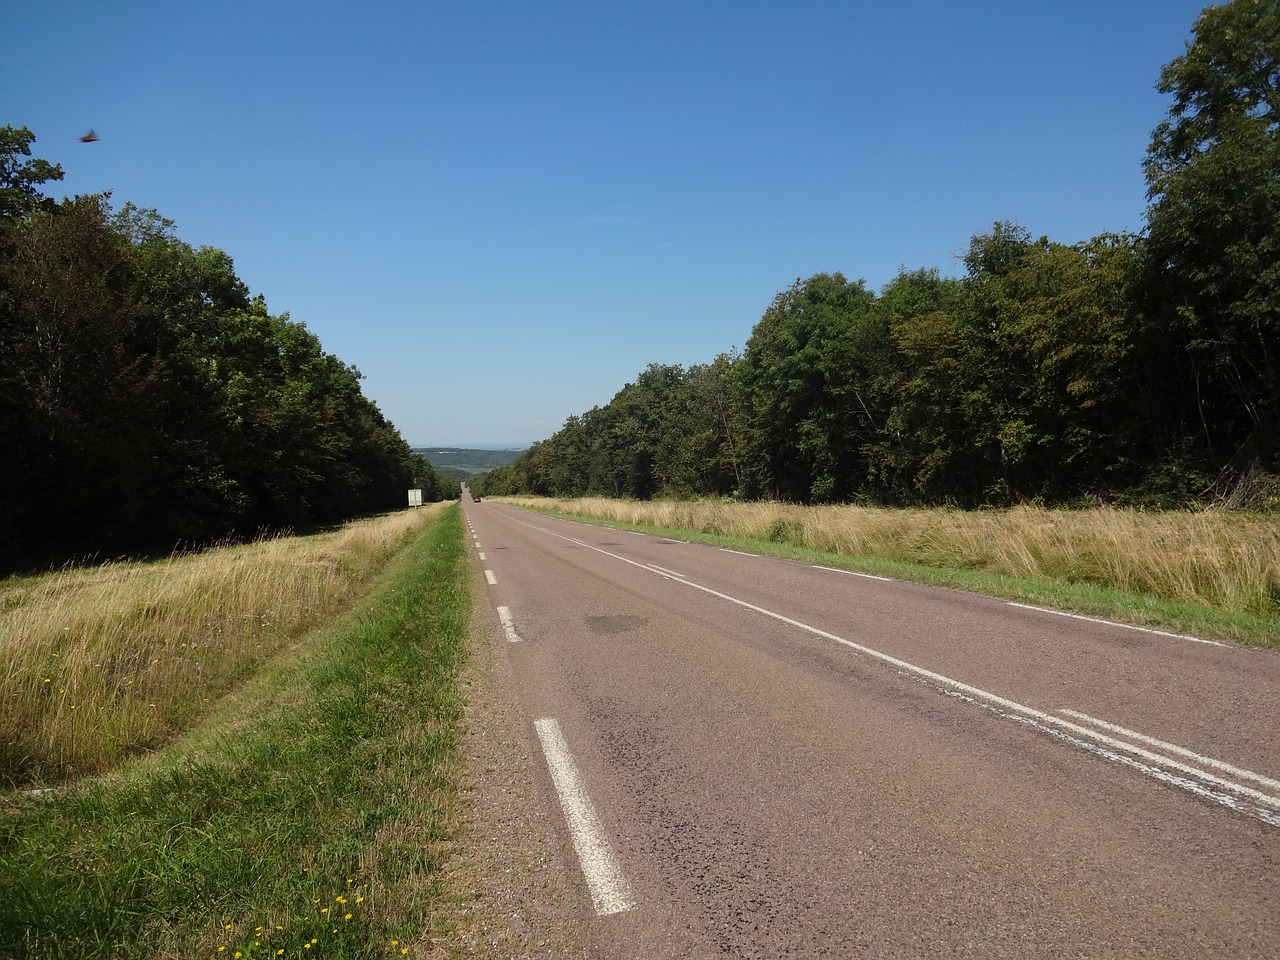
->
<box><xmin>413</xmin><ymin>447</ymin><xmax>524</xmax><ymax>481</ymax></box>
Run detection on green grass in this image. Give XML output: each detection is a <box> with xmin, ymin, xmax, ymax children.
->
<box><xmin>505</xmin><ymin>501</ymin><xmax>1280</xmax><ymax>649</ymax></box>
<box><xmin>0</xmin><ymin>504</ymin><xmax>471</xmax><ymax>959</ymax></box>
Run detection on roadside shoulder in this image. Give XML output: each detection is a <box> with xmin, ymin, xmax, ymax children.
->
<box><xmin>427</xmin><ymin>576</ymin><xmax>587</xmax><ymax>958</ymax></box>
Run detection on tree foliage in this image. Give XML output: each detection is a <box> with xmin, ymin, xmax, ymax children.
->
<box><xmin>1143</xmin><ymin>0</ymin><xmax>1280</xmax><ymax>490</ymax></box>
<box><xmin>0</xmin><ymin>129</ymin><xmax>432</xmax><ymax>572</ymax></box>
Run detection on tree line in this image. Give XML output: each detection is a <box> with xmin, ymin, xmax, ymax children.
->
<box><xmin>0</xmin><ymin>130</ymin><xmax>453</xmax><ymax>573</ymax></box>
<box><xmin>476</xmin><ymin>0</ymin><xmax>1279</xmax><ymax>511</ymax></box>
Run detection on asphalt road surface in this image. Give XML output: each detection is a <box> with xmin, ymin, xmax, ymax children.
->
<box><xmin>462</xmin><ymin>499</ymin><xmax>1278</xmax><ymax>959</ymax></box>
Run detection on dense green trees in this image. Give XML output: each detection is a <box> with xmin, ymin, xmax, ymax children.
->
<box><xmin>0</xmin><ymin>130</ymin><xmax>435</xmax><ymax>572</ymax></box>
<box><xmin>1142</xmin><ymin>0</ymin><xmax>1280</xmax><ymax>496</ymax></box>
<box><xmin>477</xmin><ymin>0</ymin><xmax>1278</xmax><ymax>511</ymax></box>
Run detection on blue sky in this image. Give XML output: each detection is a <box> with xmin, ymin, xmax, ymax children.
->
<box><xmin>11</xmin><ymin>1</ymin><xmax>1207</xmax><ymax>447</ymax></box>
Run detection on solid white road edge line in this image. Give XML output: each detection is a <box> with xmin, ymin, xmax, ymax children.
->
<box><xmin>534</xmin><ymin>718</ymin><xmax>635</xmax><ymax>916</ymax></box>
<box><xmin>1006</xmin><ymin>602</ymin><xmax>1226</xmax><ymax>647</ymax></box>
<box><xmin>1059</xmin><ymin>708</ymin><xmax>1280</xmax><ymax>792</ymax></box>
<box><xmin>484</xmin><ymin>570</ymin><xmax>497</xmax><ymax>585</ymax></box>
<box><xmin>497</xmin><ymin>605</ymin><xmax>522</xmax><ymax>643</ymax></box>
<box><xmin>812</xmin><ymin>565</ymin><xmax>893</xmax><ymax>582</ymax></box>
<box><xmin>507</xmin><ymin>515</ymin><xmax>1280</xmax><ymax>826</ymax></box>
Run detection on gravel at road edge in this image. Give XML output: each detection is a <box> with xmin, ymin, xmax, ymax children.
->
<box><xmin>422</xmin><ymin>589</ymin><xmax>588</xmax><ymax>959</ymax></box>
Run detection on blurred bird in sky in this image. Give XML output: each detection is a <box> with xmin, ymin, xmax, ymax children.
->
<box><xmin>79</xmin><ymin>129</ymin><xmax>99</xmax><ymax>142</ymax></box>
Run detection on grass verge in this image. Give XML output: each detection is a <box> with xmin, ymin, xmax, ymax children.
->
<box><xmin>2</xmin><ymin>509</ymin><xmax>442</xmax><ymax>788</ymax></box>
<box><xmin>0</xmin><ymin>503</ymin><xmax>470</xmax><ymax>959</ymax></box>
<box><xmin>495</xmin><ymin>497</ymin><xmax>1280</xmax><ymax>649</ymax></box>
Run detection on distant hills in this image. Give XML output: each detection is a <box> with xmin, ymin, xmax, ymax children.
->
<box><xmin>413</xmin><ymin>447</ymin><xmax>524</xmax><ymax>481</ymax></box>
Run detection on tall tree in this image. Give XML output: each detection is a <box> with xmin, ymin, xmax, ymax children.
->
<box><xmin>1143</xmin><ymin>0</ymin><xmax>1280</xmax><ymax>490</ymax></box>
<box><xmin>974</xmin><ymin>232</ymin><xmax>1145</xmax><ymax>501</ymax></box>
<box><xmin>734</xmin><ymin>273</ymin><xmax>878</xmax><ymax>501</ymax></box>
<box><xmin>871</xmin><ymin>266</ymin><xmax>980</xmax><ymax>504</ymax></box>
<box><xmin>0</xmin><ymin>126</ymin><xmax>63</xmax><ymax>222</ymax></box>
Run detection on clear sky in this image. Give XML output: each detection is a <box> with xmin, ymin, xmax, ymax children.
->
<box><xmin>10</xmin><ymin>1</ymin><xmax>1208</xmax><ymax>448</ymax></box>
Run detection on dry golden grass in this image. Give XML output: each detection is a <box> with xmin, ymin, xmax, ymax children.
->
<box><xmin>1</xmin><ymin>506</ymin><xmax>444</xmax><ymax>785</ymax></box>
<box><xmin>500</xmin><ymin>497</ymin><xmax>1280</xmax><ymax>620</ymax></box>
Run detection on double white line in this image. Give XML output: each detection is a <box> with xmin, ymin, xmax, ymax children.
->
<box><xmin>1052</xmin><ymin>708</ymin><xmax>1280</xmax><ymax>825</ymax></box>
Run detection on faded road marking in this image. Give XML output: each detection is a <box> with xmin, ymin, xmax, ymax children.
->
<box><xmin>534</xmin><ymin>718</ymin><xmax>635</xmax><ymax>916</ymax></box>
<box><xmin>497</xmin><ymin>605</ymin><xmax>522</xmax><ymax>643</ymax></box>
<box><xmin>484</xmin><ymin>569</ymin><xmax>497</xmax><ymax>585</ymax></box>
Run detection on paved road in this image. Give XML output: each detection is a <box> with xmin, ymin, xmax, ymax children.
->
<box><xmin>462</xmin><ymin>499</ymin><xmax>1279</xmax><ymax>958</ymax></box>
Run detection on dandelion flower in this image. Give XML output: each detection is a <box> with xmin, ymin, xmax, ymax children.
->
<box><xmin>345</xmin><ymin>913</ymin><xmax>352</xmax><ymax>920</ymax></box>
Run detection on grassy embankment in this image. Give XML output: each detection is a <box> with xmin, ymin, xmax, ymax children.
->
<box><xmin>1</xmin><ymin>503</ymin><xmax>470</xmax><ymax>958</ymax></box>
<box><xmin>497</xmin><ymin>497</ymin><xmax>1280</xmax><ymax>649</ymax></box>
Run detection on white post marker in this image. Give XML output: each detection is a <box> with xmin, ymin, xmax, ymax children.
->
<box><xmin>534</xmin><ymin>718</ymin><xmax>635</xmax><ymax>916</ymax></box>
